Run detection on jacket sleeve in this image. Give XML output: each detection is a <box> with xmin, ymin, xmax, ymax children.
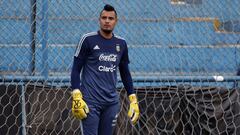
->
<box><xmin>71</xmin><ymin>36</ymin><xmax>89</xmax><ymax>89</ymax></box>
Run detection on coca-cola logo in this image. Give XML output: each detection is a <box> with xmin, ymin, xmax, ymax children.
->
<box><xmin>99</xmin><ymin>54</ymin><xmax>117</xmax><ymax>62</ymax></box>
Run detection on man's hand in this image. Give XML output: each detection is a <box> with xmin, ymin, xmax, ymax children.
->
<box><xmin>72</xmin><ymin>89</ymin><xmax>89</xmax><ymax>119</ymax></box>
<box><xmin>128</xmin><ymin>94</ymin><xmax>140</xmax><ymax>125</ymax></box>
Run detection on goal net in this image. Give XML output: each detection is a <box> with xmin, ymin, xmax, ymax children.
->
<box><xmin>0</xmin><ymin>0</ymin><xmax>240</xmax><ymax>135</ymax></box>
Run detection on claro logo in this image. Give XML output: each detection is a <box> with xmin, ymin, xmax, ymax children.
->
<box><xmin>98</xmin><ymin>65</ymin><xmax>116</xmax><ymax>72</ymax></box>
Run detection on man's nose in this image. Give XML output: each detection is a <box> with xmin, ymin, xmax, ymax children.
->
<box><xmin>105</xmin><ymin>18</ymin><xmax>110</xmax><ymax>22</ymax></box>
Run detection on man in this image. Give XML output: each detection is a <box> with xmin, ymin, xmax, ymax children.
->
<box><xmin>71</xmin><ymin>4</ymin><xmax>140</xmax><ymax>135</ymax></box>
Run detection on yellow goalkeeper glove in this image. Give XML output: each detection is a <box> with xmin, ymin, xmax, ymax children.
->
<box><xmin>128</xmin><ymin>94</ymin><xmax>140</xmax><ymax>125</ymax></box>
<box><xmin>72</xmin><ymin>89</ymin><xmax>89</xmax><ymax>119</ymax></box>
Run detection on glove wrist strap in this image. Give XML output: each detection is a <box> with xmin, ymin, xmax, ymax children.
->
<box><xmin>72</xmin><ymin>89</ymin><xmax>83</xmax><ymax>98</ymax></box>
<box><xmin>129</xmin><ymin>94</ymin><xmax>137</xmax><ymax>103</ymax></box>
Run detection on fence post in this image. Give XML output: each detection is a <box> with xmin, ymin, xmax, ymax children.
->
<box><xmin>30</xmin><ymin>0</ymin><xmax>37</xmax><ymax>75</ymax></box>
<box><xmin>41</xmin><ymin>0</ymin><xmax>49</xmax><ymax>80</ymax></box>
<box><xmin>20</xmin><ymin>84</ymin><xmax>27</xmax><ymax>135</ymax></box>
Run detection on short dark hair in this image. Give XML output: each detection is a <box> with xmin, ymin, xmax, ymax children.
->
<box><xmin>100</xmin><ymin>4</ymin><xmax>117</xmax><ymax>17</ymax></box>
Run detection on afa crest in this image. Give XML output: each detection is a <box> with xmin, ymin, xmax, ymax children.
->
<box><xmin>116</xmin><ymin>44</ymin><xmax>120</xmax><ymax>52</ymax></box>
